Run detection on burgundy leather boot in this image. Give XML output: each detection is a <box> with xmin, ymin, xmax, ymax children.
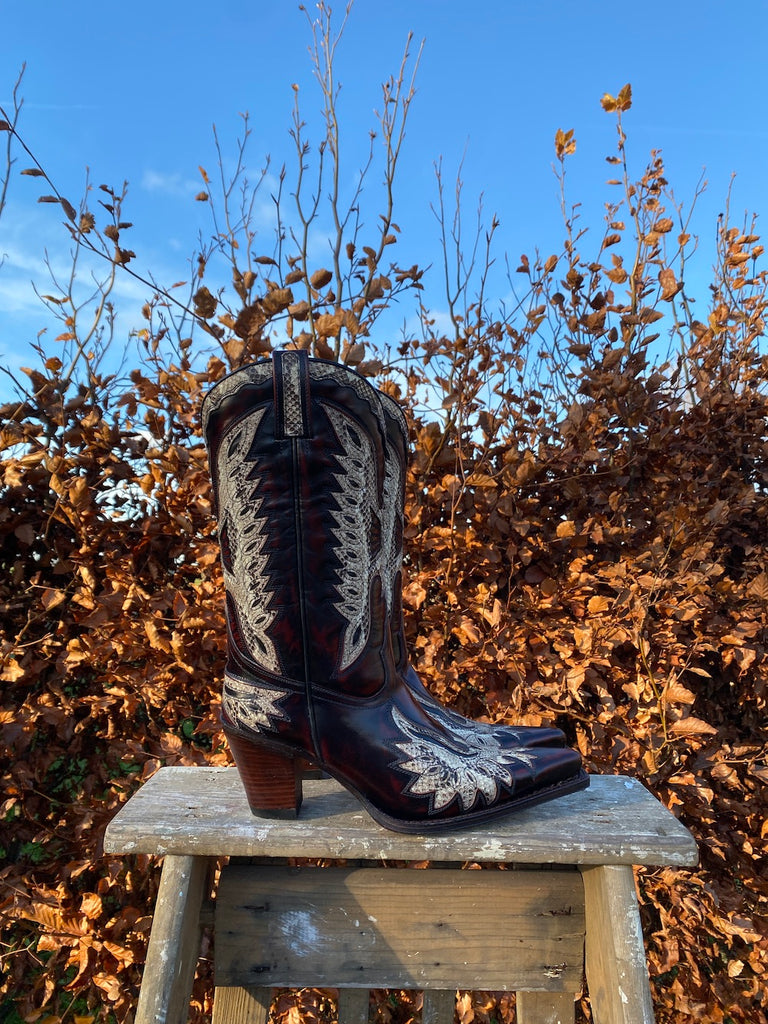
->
<box><xmin>202</xmin><ymin>351</ymin><xmax>588</xmax><ymax>833</ymax></box>
<box><xmin>377</xmin><ymin>388</ymin><xmax>568</xmax><ymax>749</ymax></box>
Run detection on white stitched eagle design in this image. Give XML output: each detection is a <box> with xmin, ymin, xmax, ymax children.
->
<box><xmin>390</xmin><ymin>705</ymin><xmax>537</xmax><ymax>812</ymax></box>
<box><xmin>216</xmin><ymin>407</ymin><xmax>281</xmax><ymax>674</ymax></box>
<box><xmin>379</xmin><ymin>433</ymin><xmax>403</xmax><ymax>618</ymax></box>
<box><xmin>324</xmin><ymin>405</ymin><xmax>380</xmax><ymax>669</ymax></box>
<box><xmin>222</xmin><ymin>672</ymin><xmax>290</xmax><ymax>733</ymax></box>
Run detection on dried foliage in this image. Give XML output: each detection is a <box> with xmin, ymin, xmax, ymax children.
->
<box><xmin>1</xmin><ymin>23</ymin><xmax>767</xmax><ymax>1024</ymax></box>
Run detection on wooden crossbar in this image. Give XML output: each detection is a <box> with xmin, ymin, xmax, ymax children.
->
<box><xmin>215</xmin><ymin>865</ymin><xmax>585</xmax><ymax>990</ymax></box>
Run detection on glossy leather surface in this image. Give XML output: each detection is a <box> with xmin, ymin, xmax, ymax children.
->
<box><xmin>203</xmin><ymin>353</ymin><xmax>587</xmax><ymax>831</ymax></box>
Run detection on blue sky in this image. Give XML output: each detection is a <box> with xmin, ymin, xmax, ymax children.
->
<box><xmin>1</xmin><ymin>1</ymin><xmax>766</xmax><ymax>401</ymax></box>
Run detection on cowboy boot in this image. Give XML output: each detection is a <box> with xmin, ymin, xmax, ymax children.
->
<box><xmin>377</xmin><ymin>388</ymin><xmax>568</xmax><ymax>748</ymax></box>
<box><xmin>202</xmin><ymin>350</ymin><xmax>588</xmax><ymax>833</ymax></box>
<box><xmin>289</xmin><ymin>386</ymin><xmax>566</xmax><ymax>782</ymax></box>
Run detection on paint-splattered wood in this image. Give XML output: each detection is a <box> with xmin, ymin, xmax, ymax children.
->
<box><xmin>214</xmin><ymin>865</ymin><xmax>585</xmax><ymax>991</ymax></box>
<box><xmin>582</xmin><ymin>865</ymin><xmax>655</xmax><ymax>1024</ymax></box>
<box><xmin>133</xmin><ymin>855</ymin><xmax>208</xmax><ymax>1024</ymax></box>
<box><xmin>104</xmin><ymin>768</ymin><xmax>698</xmax><ymax>867</ymax></box>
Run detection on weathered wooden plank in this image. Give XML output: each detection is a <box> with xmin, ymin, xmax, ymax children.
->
<box><xmin>516</xmin><ymin>990</ymin><xmax>575</xmax><ymax>1024</ymax></box>
<box><xmin>104</xmin><ymin>769</ymin><xmax>698</xmax><ymax>867</ymax></box>
<box><xmin>581</xmin><ymin>865</ymin><xmax>655</xmax><ymax>1024</ymax></box>
<box><xmin>212</xmin><ymin>985</ymin><xmax>271</xmax><ymax>1024</ymax></box>
<box><xmin>214</xmin><ymin>865</ymin><xmax>585</xmax><ymax>991</ymax></box>
<box><xmin>134</xmin><ymin>855</ymin><xmax>208</xmax><ymax>1024</ymax></box>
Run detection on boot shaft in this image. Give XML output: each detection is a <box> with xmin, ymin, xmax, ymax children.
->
<box><xmin>203</xmin><ymin>351</ymin><xmax>404</xmax><ymax>694</ymax></box>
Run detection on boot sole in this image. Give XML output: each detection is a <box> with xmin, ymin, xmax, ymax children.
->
<box><xmin>349</xmin><ymin>768</ymin><xmax>591</xmax><ymax>834</ymax></box>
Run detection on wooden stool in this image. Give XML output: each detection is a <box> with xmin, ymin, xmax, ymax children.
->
<box><xmin>104</xmin><ymin>768</ymin><xmax>697</xmax><ymax>1024</ymax></box>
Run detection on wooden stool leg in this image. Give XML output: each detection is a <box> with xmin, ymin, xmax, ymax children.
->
<box><xmin>212</xmin><ymin>986</ymin><xmax>271</xmax><ymax>1024</ymax></box>
<box><xmin>135</xmin><ymin>854</ymin><xmax>208</xmax><ymax>1024</ymax></box>
<box><xmin>422</xmin><ymin>990</ymin><xmax>456</xmax><ymax>1024</ymax></box>
<box><xmin>581</xmin><ymin>865</ymin><xmax>655</xmax><ymax>1024</ymax></box>
<box><xmin>337</xmin><ymin>989</ymin><xmax>370</xmax><ymax>1024</ymax></box>
<box><xmin>516</xmin><ymin>991</ymin><xmax>575</xmax><ymax>1023</ymax></box>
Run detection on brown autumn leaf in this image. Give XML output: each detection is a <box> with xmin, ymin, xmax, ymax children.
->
<box><xmin>92</xmin><ymin>972</ymin><xmax>122</xmax><ymax>1001</ymax></box>
<box><xmin>747</xmin><ymin>571</ymin><xmax>768</xmax><ymax>601</ymax></box>
<box><xmin>233</xmin><ymin>303</ymin><xmax>265</xmax><ymax>341</ymax></box>
<box><xmin>80</xmin><ymin>893</ymin><xmax>103</xmax><ymax>921</ymax></box>
<box><xmin>314</xmin><ymin>312</ymin><xmax>343</xmax><ymax>339</ymax></box>
<box><xmin>481</xmin><ymin>598</ymin><xmax>503</xmax><ymax>627</ymax></box>
<box><xmin>457</xmin><ymin>992</ymin><xmax>475</xmax><ymax>1024</ymax></box>
<box><xmin>21</xmin><ymin>904</ymin><xmax>88</xmax><ymax>937</ymax></box>
<box><xmin>403</xmin><ymin>580</ymin><xmax>427</xmax><ymax>609</ymax></box>
<box><xmin>659</xmin><ymin>267</ymin><xmax>682</xmax><ymax>301</ymax></box>
<box><xmin>14</xmin><ymin>522</ymin><xmax>36</xmax><ymax>544</ymax></box>
<box><xmin>638</xmin><ymin>306</ymin><xmax>665</xmax><ymax>324</ymax></box>
<box><xmin>601</xmin><ymin>84</ymin><xmax>632</xmax><ymax>114</ymax></box>
<box><xmin>1</xmin><ymin>658</ymin><xmax>25</xmax><ymax>682</ymax></box>
<box><xmin>540</xmin><ymin>577</ymin><xmax>558</xmax><ymax>597</ymax></box>
<box><xmin>456</xmin><ymin>616</ymin><xmax>482</xmax><ymax>644</ymax></box>
<box><xmin>568</xmin><ymin>342</ymin><xmax>591</xmax><ymax>357</ymax></box>
<box><xmin>310</xmin><ymin>267</ymin><xmax>333</xmax><ymax>290</ymax></box>
<box><xmin>68</xmin><ymin>476</ymin><xmax>90</xmax><ymax>511</ymax></box>
<box><xmin>464</xmin><ymin>472</ymin><xmax>497</xmax><ymax>488</ymax></box>
<box><xmin>669</xmin><ymin>716</ymin><xmax>718</xmax><ymax>736</ymax></box>
<box><xmin>616</xmin><ymin>83</ymin><xmax>633</xmax><ymax>110</ymax></box>
<box><xmin>193</xmin><ymin>286</ymin><xmax>217</xmax><ymax>319</ymax></box>
<box><xmin>554</xmin><ymin>127</ymin><xmax>576</xmax><ymax>159</ymax></box>
<box><xmin>288</xmin><ymin>299</ymin><xmax>311</xmax><ymax>320</ymax></box>
<box><xmin>662</xmin><ymin>683</ymin><xmax>697</xmax><ymax>706</ymax></box>
<box><xmin>114</xmin><ymin>246</ymin><xmax>135</xmax><ymax>265</ymax></box>
<box><xmin>344</xmin><ymin>341</ymin><xmax>366</xmax><ymax>365</ymax></box>
<box><xmin>602</xmin><ymin>347</ymin><xmax>624</xmax><ymax>369</ymax></box>
<box><xmin>261</xmin><ymin>287</ymin><xmax>293</xmax><ymax>316</ymax></box>
<box><xmin>40</xmin><ymin>588</ymin><xmax>66</xmax><ymax>612</ymax></box>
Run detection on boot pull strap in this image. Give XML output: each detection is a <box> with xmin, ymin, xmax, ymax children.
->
<box><xmin>272</xmin><ymin>349</ymin><xmax>312</xmax><ymax>439</ymax></box>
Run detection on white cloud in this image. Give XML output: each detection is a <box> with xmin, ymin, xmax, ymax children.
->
<box><xmin>141</xmin><ymin>169</ymin><xmax>202</xmax><ymax>198</ymax></box>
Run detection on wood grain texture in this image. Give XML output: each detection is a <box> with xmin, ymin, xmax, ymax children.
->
<box><xmin>422</xmin><ymin>990</ymin><xmax>456</xmax><ymax>1024</ymax></box>
<box><xmin>212</xmin><ymin>985</ymin><xmax>271</xmax><ymax>1024</ymax></box>
<box><xmin>214</xmin><ymin>865</ymin><xmax>585</xmax><ymax>991</ymax></box>
<box><xmin>104</xmin><ymin>769</ymin><xmax>698</xmax><ymax>867</ymax></box>
<box><xmin>516</xmin><ymin>991</ymin><xmax>576</xmax><ymax>1024</ymax></box>
<box><xmin>134</xmin><ymin>855</ymin><xmax>208</xmax><ymax>1024</ymax></box>
<box><xmin>337</xmin><ymin>988</ymin><xmax>371</xmax><ymax>1024</ymax></box>
<box><xmin>581</xmin><ymin>865</ymin><xmax>655</xmax><ymax>1024</ymax></box>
